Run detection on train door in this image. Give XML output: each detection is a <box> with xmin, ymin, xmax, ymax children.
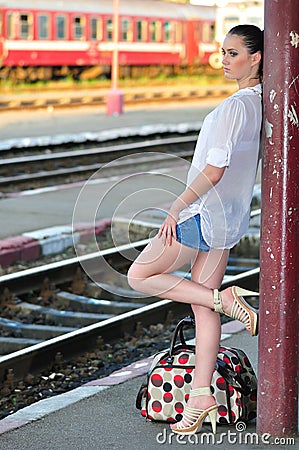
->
<box><xmin>185</xmin><ymin>20</ymin><xmax>197</xmax><ymax>65</ymax></box>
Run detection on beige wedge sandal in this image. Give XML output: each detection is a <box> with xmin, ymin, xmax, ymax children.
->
<box><xmin>170</xmin><ymin>387</ymin><xmax>217</xmax><ymax>435</ymax></box>
<box><xmin>214</xmin><ymin>286</ymin><xmax>259</xmax><ymax>336</ymax></box>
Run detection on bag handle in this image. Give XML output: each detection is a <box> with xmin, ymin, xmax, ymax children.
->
<box><xmin>168</xmin><ymin>316</ymin><xmax>195</xmax><ymax>357</ymax></box>
<box><xmin>169</xmin><ymin>317</ymin><xmax>254</xmax><ymax>395</ymax></box>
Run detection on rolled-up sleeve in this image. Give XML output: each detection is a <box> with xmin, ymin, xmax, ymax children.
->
<box><xmin>206</xmin><ymin>98</ymin><xmax>246</xmax><ymax>168</ymax></box>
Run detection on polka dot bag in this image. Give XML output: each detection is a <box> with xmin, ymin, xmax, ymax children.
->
<box><xmin>136</xmin><ymin>316</ymin><xmax>257</xmax><ymax>424</ymax></box>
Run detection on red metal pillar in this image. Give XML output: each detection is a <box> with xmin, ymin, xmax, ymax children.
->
<box><xmin>106</xmin><ymin>0</ymin><xmax>124</xmax><ymax>115</ymax></box>
<box><xmin>258</xmin><ymin>0</ymin><xmax>299</xmax><ymax>436</ymax></box>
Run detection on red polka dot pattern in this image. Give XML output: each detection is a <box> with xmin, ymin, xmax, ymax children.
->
<box><xmin>174</xmin><ymin>375</ymin><xmax>184</xmax><ymax>388</ymax></box>
<box><xmin>151</xmin><ymin>373</ymin><xmax>163</xmax><ymax>387</ymax></box>
<box><xmin>178</xmin><ymin>353</ymin><xmax>189</xmax><ymax>364</ymax></box>
<box><xmin>139</xmin><ymin>345</ymin><xmax>257</xmax><ymax>425</ymax></box>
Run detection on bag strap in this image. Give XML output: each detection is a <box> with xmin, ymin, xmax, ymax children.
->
<box><xmin>216</xmin><ymin>359</ymin><xmax>253</xmax><ymax>395</ymax></box>
<box><xmin>169</xmin><ymin>316</ymin><xmax>195</xmax><ymax>356</ymax></box>
<box><xmin>135</xmin><ymin>381</ymin><xmax>147</xmax><ymax>410</ymax></box>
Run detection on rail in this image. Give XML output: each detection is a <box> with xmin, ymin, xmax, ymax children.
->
<box><xmin>0</xmin><ymin>85</ymin><xmax>236</xmax><ymax>112</ymax></box>
<box><xmin>0</xmin><ymin>258</ymin><xmax>259</xmax><ymax>384</ymax></box>
<box><xmin>0</xmin><ymin>135</ymin><xmax>197</xmax><ymax>194</ymax></box>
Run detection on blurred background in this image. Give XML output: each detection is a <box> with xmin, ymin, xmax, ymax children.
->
<box><xmin>0</xmin><ymin>0</ymin><xmax>264</xmax><ymax>87</ymax></box>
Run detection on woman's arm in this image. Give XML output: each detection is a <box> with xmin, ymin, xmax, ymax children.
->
<box><xmin>158</xmin><ymin>164</ymin><xmax>226</xmax><ymax>245</ymax></box>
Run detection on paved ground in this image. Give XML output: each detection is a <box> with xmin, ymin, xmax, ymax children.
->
<box><xmin>1</xmin><ymin>328</ymin><xmax>297</xmax><ymax>449</ymax></box>
<box><xmin>0</xmin><ymin>98</ymin><xmax>220</xmax><ymax>141</ymax></box>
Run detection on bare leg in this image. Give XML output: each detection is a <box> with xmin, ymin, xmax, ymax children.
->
<box><xmin>177</xmin><ymin>249</ymin><xmax>229</xmax><ymax>421</ymax></box>
<box><xmin>129</xmin><ymin>235</ymin><xmax>257</xmax><ymax>431</ymax></box>
<box><xmin>128</xmin><ymin>236</ymin><xmax>229</xmax><ymax>426</ymax></box>
<box><xmin>128</xmin><ymin>236</ymin><xmax>217</xmax><ymax>308</ymax></box>
<box><xmin>128</xmin><ymin>236</ymin><xmax>239</xmax><ymax>314</ymax></box>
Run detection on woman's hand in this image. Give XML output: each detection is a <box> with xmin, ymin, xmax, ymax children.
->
<box><xmin>157</xmin><ymin>213</ymin><xmax>178</xmax><ymax>246</ymax></box>
<box><xmin>157</xmin><ymin>165</ymin><xmax>225</xmax><ymax>247</ymax></box>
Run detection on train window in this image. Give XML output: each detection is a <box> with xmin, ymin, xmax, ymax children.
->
<box><xmin>106</xmin><ymin>18</ymin><xmax>113</xmax><ymax>41</ymax></box>
<box><xmin>202</xmin><ymin>23</ymin><xmax>214</xmax><ymax>43</ymax></box>
<box><xmin>38</xmin><ymin>14</ymin><xmax>50</xmax><ymax>40</ymax></box>
<box><xmin>121</xmin><ymin>19</ymin><xmax>132</xmax><ymax>41</ymax></box>
<box><xmin>173</xmin><ymin>22</ymin><xmax>182</xmax><ymax>43</ymax></box>
<box><xmin>90</xmin><ymin>17</ymin><xmax>102</xmax><ymax>40</ymax></box>
<box><xmin>163</xmin><ymin>22</ymin><xmax>171</xmax><ymax>42</ymax></box>
<box><xmin>136</xmin><ymin>20</ymin><xmax>147</xmax><ymax>41</ymax></box>
<box><xmin>73</xmin><ymin>16</ymin><xmax>85</xmax><ymax>40</ymax></box>
<box><xmin>7</xmin><ymin>13</ymin><xmax>14</xmax><ymax>39</ymax></box>
<box><xmin>56</xmin><ymin>15</ymin><xmax>67</xmax><ymax>39</ymax></box>
<box><xmin>149</xmin><ymin>21</ymin><xmax>161</xmax><ymax>42</ymax></box>
<box><xmin>19</xmin><ymin>14</ymin><xmax>32</xmax><ymax>39</ymax></box>
<box><xmin>181</xmin><ymin>22</ymin><xmax>186</xmax><ymax>42</ymax></box>
<box><xmin>223</xmin><ymin>16</ymin><xmax>239</xmax><ymax>35</ymax></box>
<box><xmin>247</xmin><ymin>16</ymin><xmax>263</xmax><ymax>28</ymax></box>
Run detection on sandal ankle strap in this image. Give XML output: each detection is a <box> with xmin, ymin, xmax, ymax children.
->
<box><xmin>213</xmin><ymin>289</ymin><xmax>224</xmax><ymax>313</ymax></box>
<box><xmin>190</xmin><ymin>387</ymin><xmax>212</xmax><ymax>397</ymax></box>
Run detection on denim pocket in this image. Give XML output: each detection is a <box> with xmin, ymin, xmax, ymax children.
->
<box><xmin>176</xmin><ymin>214</ymin><xmax>210</xmax><ymax>252</ymax></box>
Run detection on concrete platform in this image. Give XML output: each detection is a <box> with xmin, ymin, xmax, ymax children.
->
<box><xmin>0</xmin><ymin>327</ymin><xmax>297</xmax><ymax>449</ymax></box>
<box><xmin>0</xmin><ymin>98</ymin><xmax>220</xmax><ymax>144</ymax></box>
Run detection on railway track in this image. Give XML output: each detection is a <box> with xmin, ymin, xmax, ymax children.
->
<box><xmin>0</xmin><ymin>240</ymin><xmax>150</xmax><ymax>356</ymax></box>
<box><xmin>0</xmin><ymin>134</ymin><xmax>197</xmax><ymax>194</ymax></box>
<box><xmin>0</xmin><ymin>85</ymin><xmax>236</xmax><ymax>112</ymax></box>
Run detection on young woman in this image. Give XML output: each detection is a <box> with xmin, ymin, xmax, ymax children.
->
<box><xmin>128</xmin><ymin>24</ymin><xmax>263</xmax><ymax>436</ymax></box>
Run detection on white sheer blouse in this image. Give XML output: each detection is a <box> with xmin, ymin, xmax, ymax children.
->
<box><xmin>178</xmin><ymin>84</ymin><xmax>262</xmax><ymax>249</ymax></box>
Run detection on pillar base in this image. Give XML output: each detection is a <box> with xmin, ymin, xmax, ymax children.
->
<box><xmin>106</xmin><ymin>89</ymin><xmax>124</xmax><ymax>116</ymax></box>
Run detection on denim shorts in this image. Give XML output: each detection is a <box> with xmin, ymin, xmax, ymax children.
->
<box><xmin>176</xmin><ymin>214</ymin><xmax>210</xmax><ymax>252</ymax></box>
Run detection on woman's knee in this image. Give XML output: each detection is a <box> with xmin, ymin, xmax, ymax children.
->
<box><xmin>127</xmin><ymin>263</ymin><xmax>144</xmax><ymax>291</ymax></box>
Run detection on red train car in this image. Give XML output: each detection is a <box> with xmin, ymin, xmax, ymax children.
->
<box><xmin>0</xmin><ymin>0</ymin><xmax>217</xmax><ymax>81</ymax></box>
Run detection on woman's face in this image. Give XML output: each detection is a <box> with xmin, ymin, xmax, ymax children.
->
<box><xmin>221</xmin><ymin>34</ymin><xmax>260</xmax><ymax>85</ymax></box>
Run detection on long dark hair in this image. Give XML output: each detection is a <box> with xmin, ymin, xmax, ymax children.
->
<box><xmin>228</xmin><ymin>24</ymin><xmax>264</xmax><ymax>82</ymax></box>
